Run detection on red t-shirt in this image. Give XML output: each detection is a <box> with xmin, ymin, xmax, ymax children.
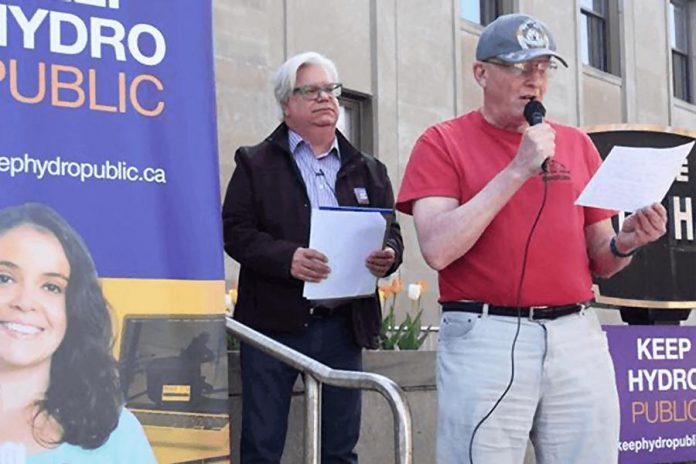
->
<box><xmin>396</xmin><ymin>110</ymin><xmax>615</xmax><ymax>306</ymax></box>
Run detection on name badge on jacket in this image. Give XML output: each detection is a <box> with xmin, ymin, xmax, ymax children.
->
<box><xmin>354</xmin><ymin>187</ymin><xmax>369</xmax><ymax>205</ymax></box>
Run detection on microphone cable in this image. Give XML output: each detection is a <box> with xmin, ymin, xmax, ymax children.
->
<box><xmin>467</xmin><ymin>173</ymin><xmax>550</xmax><ymax>464</ymax></box>
<box><xmin>315</xmin><ymin>169</ymin><xmax>338</xmax><ymax>203</ymax></box>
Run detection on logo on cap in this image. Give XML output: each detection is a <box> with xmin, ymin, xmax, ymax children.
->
<box><xmin>516</xmin><ymin>19</ymin><xmax>550</xmax><ymax>50</ymax></box>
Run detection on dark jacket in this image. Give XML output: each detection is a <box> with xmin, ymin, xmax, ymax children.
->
<box><xmin>222</xmin><ymin>123</ymin><xmax>403</xmax><ymax>349</ymax></box>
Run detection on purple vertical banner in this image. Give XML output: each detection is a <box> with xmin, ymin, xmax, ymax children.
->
<box><xmin>606</xmin><ymin>326</ymin><xmax>696</xmax><ymax>463</ymax></box>
<box><xmin>0</xmin><ymin>0</ymin><xmax>229</xmax><ymax>462</ymax></box>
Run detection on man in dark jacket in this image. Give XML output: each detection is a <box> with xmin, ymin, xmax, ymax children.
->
<box><xmin>222</xmin><ymin>51</ymin><xmax>403</xmax><ymax>464</ymax></box>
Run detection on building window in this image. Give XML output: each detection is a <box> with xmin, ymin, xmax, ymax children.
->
<box><xmin>671</xmin><ymin>0</ymin><xmax>692</xmax><ymax>102</ymax></box>
<box><xmin>460</xmin><ymin>0</ymin><xmax>504</xmax><ymax>26</ymax></box>
<box><xmin>337</xmin><ymin>90</ymin><xmax>373</xmax><ymax>155</ymax></box>
<box><xmin>580</xmin><ymin>0</ymin><xmax>608</xmax><ymax>70</ymax></box>
<box><xmin>580</xmin><ymin>0</ymin><xmax>620</xmax><ymax>75</ymax></box>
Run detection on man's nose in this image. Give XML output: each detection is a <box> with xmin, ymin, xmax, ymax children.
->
<box><xmin>314</xmin><ymin>89</ymin><xmax>331</xmax><ymax>101</ymax></box>
<box><xmin>523</xmin><ymin>71</ymin><xmax>545</xmax><ymax>88</ymax></box>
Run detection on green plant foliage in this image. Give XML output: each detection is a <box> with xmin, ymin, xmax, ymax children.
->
<box><xmin>379</xmin><ymin>294</ymin><xmax>431</xmax><ymax>350</ymax></box>
<box><xmin>396</xmin><ymin>309</ymin><xmax>430</xmax><ymax>350</ymax></box>
<box><xmin>379</xmin><ymin>303</ymin><xmax>402</xmax><ymax>350</ymax></box>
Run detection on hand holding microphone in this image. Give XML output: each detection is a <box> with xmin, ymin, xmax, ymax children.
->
<box><xmin>514</xmin><ymin>99</ymin><xmax>555</xmax><ymax>177</ymax></box>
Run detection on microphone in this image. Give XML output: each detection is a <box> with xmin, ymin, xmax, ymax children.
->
<box><xmin>314</xmin><ymin>168</ymin><xmax>337</xmax><ymax>200</ymax></box>
<box><xmin>523</xmin><ymin>99</ymin><xmax>549</xmax><ymax>172</ymax></box>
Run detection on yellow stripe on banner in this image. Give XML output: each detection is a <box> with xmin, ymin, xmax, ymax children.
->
<box><xmin>101</xmin><ymin>278</ymin><xmax>225</xmax><ymax>315</ymax></box>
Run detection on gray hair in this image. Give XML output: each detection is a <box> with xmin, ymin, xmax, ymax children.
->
<box><xmin>272</xmin><ymin>51</ymin><xmax>339</xmax><ymax>120</ymax></box>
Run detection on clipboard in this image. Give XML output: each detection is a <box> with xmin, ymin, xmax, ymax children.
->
<box><xmin>317</xmin><ymin>206</ymin><xmax>394</xmax><ymax>248</ymax></box>
<box><xmin>303</xmin><ymin>206</ymin><xmax>394</xmax><ymax>300</ymax></box>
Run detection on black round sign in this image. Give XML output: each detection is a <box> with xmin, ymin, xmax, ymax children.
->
<box><xmin>588</xmin><ymin>126</ymin><xmax>696</xmax><ymax>309</ymax></box>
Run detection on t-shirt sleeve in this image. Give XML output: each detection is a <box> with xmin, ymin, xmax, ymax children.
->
<box><xmin>118</xmin><ymin>409</ymin><xmax>158</xmax><ymax>463</ymax></box>
<box><xmin>580</xmin><ymin>131</ymin><xmax>617</xmax><ymax>226</ymax></box>
<box><xmin>102</xmin><ymin>408</ymin><xmax>158</xmax><ymax>464</ymax></box>
<box><xmin>396</xmin><ymin>126</ymin><xmax>462</xmax><ymax>215</ymax></box>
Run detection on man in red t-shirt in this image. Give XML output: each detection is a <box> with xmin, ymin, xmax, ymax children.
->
<box><xmin>397</xmin><ymin>13</ymin><xmax>667</xmax><ymax>464</ymax></box>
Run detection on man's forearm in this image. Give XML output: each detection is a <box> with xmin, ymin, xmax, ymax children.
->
<box><xmin>415</xmin><ymin>164</ymin><xmax>529</xmax><ymax>271</ymax></box>
<box><xmin>589</xmin><ymin>233</ymin><xmax>633</xmax><ymax>279</ymax></box>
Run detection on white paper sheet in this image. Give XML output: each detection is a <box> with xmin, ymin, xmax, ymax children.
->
<box><xmin>303</xmin><ymin>207</ymin><xmax>388</xmax><ymax>300</ymax></box>
<box><xmin>575</xmin><ymin>141</ymin><xmax>694</xmax><ymax>212</ymax></box>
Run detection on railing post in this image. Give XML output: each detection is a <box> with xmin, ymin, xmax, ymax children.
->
<box><xmin>304</xmin><ymin>375</ymin><xmax>321</xmax><ymax>464</ymax></box>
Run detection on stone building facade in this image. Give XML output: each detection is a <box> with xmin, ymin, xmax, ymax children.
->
<box><xmin>215</xmin><ymin>0</ymin><xmax>696</xmax><ymax>328</ymax></box>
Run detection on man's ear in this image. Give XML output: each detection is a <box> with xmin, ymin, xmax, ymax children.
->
<box><xmin>473</xmin><ymin>62</ymin><xmax>487</xmax><ymax>88</ymax></box>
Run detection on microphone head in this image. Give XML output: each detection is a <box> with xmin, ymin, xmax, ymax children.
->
<box><xmin>523</xmin><ymin>99</ymin><xmax>546</xmax><ymax>125</ymax></box>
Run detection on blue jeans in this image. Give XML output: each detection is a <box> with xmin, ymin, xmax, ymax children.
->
<box><xmin>240</xmin><ymin>314</ymin><xmax>362</xmax><ymax>464</ymax></box>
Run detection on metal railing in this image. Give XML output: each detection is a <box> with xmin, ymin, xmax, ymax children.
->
<box><xmin>226</xmin><ymin>316</ymin><xmax>413</xmax><ymax>464</ymax></box>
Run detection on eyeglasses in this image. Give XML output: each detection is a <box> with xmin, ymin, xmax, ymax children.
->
<box><xmin>486</xmin><ymin>59</ymin><xmax>558</xmax><ymax>76</ymax></box>
<box><xmin>292</xmin><ymin>83</ymin><xmax>343</xmax><ymax>100</ymax></box>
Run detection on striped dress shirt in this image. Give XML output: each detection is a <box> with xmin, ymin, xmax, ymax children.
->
<box><xmin>289</xmin><ymin>130</ymin><xmax>341</xmax><ymax>208</ymax></box>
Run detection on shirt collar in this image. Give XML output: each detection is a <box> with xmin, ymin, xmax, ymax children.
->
<box><xmin>288</xmin><ymin>129</ymin><xmax>340</xmax><ymax>160</ymax></box>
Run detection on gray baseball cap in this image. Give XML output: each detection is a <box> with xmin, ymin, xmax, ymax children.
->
<box><xmin>476</xmin><ymin>14</ymin><xmax>568</xmax><ymax>67</ymax></box>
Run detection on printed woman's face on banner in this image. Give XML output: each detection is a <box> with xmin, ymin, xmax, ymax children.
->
<box><xmin>0</xmin><ymin>225</ymin><xmax>69</xmax><ymax>370</ymax></box>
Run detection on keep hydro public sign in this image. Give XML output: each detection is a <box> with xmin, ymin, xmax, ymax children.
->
<box><xmin>606</xmin><ymin>326</ymin><xmax>696</xmax><ymax>463</ymax></box>
<box><xmin>0</xmin><ymin>0</ymin><xmax>167</xmax><ymax>118</ymax></box>
<box><xmin>0</xmin><ymin>0</ymin><xmax>229</xmax><ymax>462</ymax></box>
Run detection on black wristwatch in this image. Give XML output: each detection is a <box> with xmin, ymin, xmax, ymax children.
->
<box><xmin>610</xmin><ymin>236</ymin><xmax>638</xmax><ymax>258</ymax></box>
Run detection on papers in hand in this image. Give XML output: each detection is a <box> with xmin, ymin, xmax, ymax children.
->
<box><xmin>575</xmin><ymin>141</ymin><xmax>694</xmax><ymax>212</ymax></box>
<box><xmin>303</xmin><ymin>206</ymin><xmax>391</xmax><ymax>300</ymax></box>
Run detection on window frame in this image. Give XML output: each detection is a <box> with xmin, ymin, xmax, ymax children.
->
<box><xmin>671</xmin><ymin>0</ymin><xmax>693</xmax><ymax>102</ymax></box>
<box><xmin>480</xmin><ymin>0</ymin><xmax>502</xmax><ymax>26</ymax></box>
<box><xmin>580</xmin><ymin>0</ymin><xmax>608</xmax><ymax>71</ymax></box>
<box><xmin>580</xmin><ymin>0</ymin><xmax>621</xmax><ymax>76</ymax></box>
<box><xmin>337</xmin><ymin>89</ymin><xmax>374</xmax><ymax>156</ymax></box>
<box><xmin>460</xmin><ymin>0</ymin><xmax>512</xmax><ymax>26</ymax></box>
